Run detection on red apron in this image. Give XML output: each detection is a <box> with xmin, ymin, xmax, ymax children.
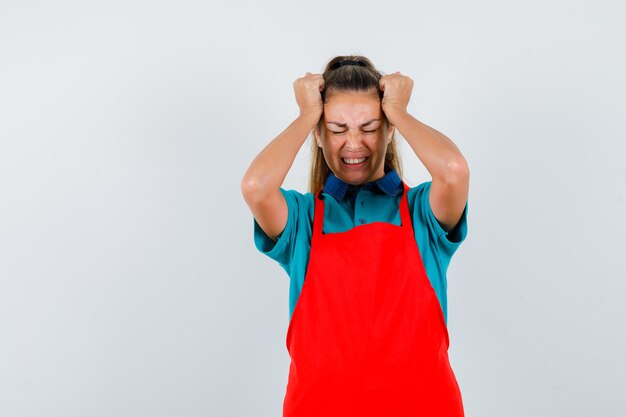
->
<box><xmin>283</xmin><ymin>182</ymin><xmax>465</xmax><ymax>417</ymax></box>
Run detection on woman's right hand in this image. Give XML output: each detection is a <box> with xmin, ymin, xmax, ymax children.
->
<box><xmin>293</xmin><ymin>72</ymin><xmax>324</xmax><ymax>119</ymax></box>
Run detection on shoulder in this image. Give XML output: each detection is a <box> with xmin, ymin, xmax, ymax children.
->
<box><xmin>406</xmin><ymin>180</ymin><xmax>468</xmax><ymax>254</ymax></box>
<box><xmin>406</xmin><ymin>181</ymin><xmax>430</xmax><ymax>217</ymax></box>
<box><xmin>279</xmin><ymin>188</ymin><xmax>315</xmax><ymax>224</ymax></box>
<box><xmin>253</xmin><ymin>188</ymin><xmax>315</xmax><ymax>265</ymax></box>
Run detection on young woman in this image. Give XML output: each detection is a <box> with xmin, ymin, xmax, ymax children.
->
<box><xmin>241</xmin><ymin>55</ymin><xmax>470</xmax><ymax>416</ymax></box>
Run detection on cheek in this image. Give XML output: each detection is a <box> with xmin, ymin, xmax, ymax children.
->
<box><xmin>366</xmin><ymin>135</ymin><xmax>387</xmax><ymax>151</ymax></box>
<box><xmin>326</xmin><ymin>136</ymin><xmax>344</xmax><ymax>150</ymax></box>
<box><xmin>376</xmin><ymin>143</ymin><xmax>390</xmax><ymax>160</ymax></box>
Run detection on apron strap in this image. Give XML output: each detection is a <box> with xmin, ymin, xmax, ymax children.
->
<box><xmin>313</xmin><ymin>190</ymin><xmax>325</xmax><ymax>239</ymax></box>
<box><xmin>399</xmin><ymin>181</ymin><xmax>412</xmax><ymax>231</ymax></box>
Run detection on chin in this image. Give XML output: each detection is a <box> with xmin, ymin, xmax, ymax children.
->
<box><xmin>328</xmin><ymin>159</ymin><xmax>385</xmax><ymax>185</ymax></box>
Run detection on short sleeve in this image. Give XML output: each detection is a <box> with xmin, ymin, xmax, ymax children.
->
<box><xmin>409</xmin><ymin>181</ymin><xmax>468</xmax><ymax>258</ymax></box>
<box><xmin>252</xmin><ymin>188</ymin><xmax>314</xmax><ymax>275</ymax></box>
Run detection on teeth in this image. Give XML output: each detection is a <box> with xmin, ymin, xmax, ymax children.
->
<box><xmin>343</xmin><ymin>157</ymin><xmax>367</xmax><ymax>165</ymax></box>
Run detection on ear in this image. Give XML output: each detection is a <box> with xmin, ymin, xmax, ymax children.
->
<box><xmin>387</xmin><ymin>123</ymin><xmax>395</xmax><ymax>143</ymax></box>
<box><xmin>314</xmin><ymin>126</ymin><xmax>323</xmax><ymax>148</ymax></box>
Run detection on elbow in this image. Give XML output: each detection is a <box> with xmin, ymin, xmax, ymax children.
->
<box><xmin>449</xmin><ymin>157</ymin><xmax>469</xmax><ymax>176</ymax></box>
<box><xmin>240</xmin><ymin>174</ymin><xmax>260</xmax><ymax>201</ymax></box>
<box><xmin>240</xmin><ymin>174</ymin><xmax>271</xmax><ymax>205</ymax></box>
<box><xmin>442</xmin><ymin>157</ymin><xmax>470</xmax><ymax>184</ymax></box>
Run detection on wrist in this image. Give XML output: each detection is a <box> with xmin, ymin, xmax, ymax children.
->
<box><xmin>297</xmin><ymin>112</ymin><xmax>322</xmax><ymax>129</ymax></box>
<box><xmin>384</xmin><ymin>107</ymin><xmax>408</xmax><ymax>125</ymax></box>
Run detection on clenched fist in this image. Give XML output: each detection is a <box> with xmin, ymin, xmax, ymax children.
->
<box><xmin>293</xmin><ymin>72</ymin><xmax>325</xmax><ymax>120</ymax></box>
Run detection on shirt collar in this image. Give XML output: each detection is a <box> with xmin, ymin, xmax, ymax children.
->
<box><xmin>322</xmin><ymin>169</ymin><xmax>403</xmax><ymax>200</ymax></box>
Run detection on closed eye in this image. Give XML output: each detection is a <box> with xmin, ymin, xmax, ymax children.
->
<box><xmin>331</xmin><ymin>130</ymin><xmax>377</xmax><ymax>135</ymax></box>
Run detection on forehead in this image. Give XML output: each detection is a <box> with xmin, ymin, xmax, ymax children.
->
<box><xmin>324</xmin><ymin>92</ymin><xmax>381</xmax><ymax>124</ymax></box>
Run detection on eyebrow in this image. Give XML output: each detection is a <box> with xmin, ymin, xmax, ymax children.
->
<box><xmin>326</xmin><ymin>119</ymin><xmax>381</xmax><ymax>128</ymax></box>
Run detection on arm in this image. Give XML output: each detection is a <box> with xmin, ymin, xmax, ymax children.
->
<box><xmin>392</xmin><ymin>112</ymin><xmax>469</xmax><ymax>232</ymax></box>
<box><xmin>241</xmin><ymin>114</ymin><xmax>319</xmax><ymax>241</ymax></box>
<box><xmin>240</xmin><ymin>73</ymin><xmax>324</xmax><ymax>241</ymax></box>
<box><xmin>379</xmin><ymin>72</ymin><xmax>469</xmax><ymax>233</ymax></box>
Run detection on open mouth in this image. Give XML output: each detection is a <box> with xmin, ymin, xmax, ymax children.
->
<box><xmin>341</xmin><ymin>157</ymin><xmax>368</xmax><ymax>166</ymax></box>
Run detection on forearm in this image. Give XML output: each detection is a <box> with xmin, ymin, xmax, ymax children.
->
<box><xmin>242</xmin><ymin>113</ymin><xmax>319</xmax><ymax>200</ymax></box>
<box><xmin>391</xmin><ymin>111</ymin><xmax>468</xmax><ymax>181</ymax></box>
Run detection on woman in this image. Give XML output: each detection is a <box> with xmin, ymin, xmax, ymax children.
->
<box><xmin>241</xmin><ymin>55</ymin><xmax>470</xmax><ymax>416</ymax></box>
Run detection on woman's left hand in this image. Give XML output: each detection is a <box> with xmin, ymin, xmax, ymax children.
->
<box><xmin>379</xmin><ymin>71</ymin><xmax>413</xmax><ymax>125</ymax></box>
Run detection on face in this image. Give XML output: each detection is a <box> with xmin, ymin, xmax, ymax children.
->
<box><xmin>314</xmin><ymin>90</ymin><xmax>395</xmax><ymax>186</ymax></box>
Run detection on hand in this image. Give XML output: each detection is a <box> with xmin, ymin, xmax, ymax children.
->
<box><xmin>379</xmin><ymin>71</ymin><xmax>413</xmax><ymax>124</ymax></box>
<box><xmin>293</xmin><ymin>72</ymin><xmax>325</xmax><ymax>120</ymax></box>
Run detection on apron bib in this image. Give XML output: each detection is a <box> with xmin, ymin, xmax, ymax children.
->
<box><xmin>283</xmin><ymin>182</ymin><xmax>465</xmax><ymax>417</ymax></box>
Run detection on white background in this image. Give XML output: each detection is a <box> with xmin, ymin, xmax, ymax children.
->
<box><xmin>1</xmin><ymin>1</ymin><xmax>625</xmax><ymax>416</ymax></box>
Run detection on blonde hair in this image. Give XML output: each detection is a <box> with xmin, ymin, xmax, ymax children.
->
<box><xmin>308</xmin><ymin>55</ymin><xmax>403</xmax><ymax>194</ymax></box>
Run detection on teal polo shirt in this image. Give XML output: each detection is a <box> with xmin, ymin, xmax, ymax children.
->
<box><xmin>253</xmin><ymin>170</ymin><xmax>468</xmax><ymax>326</ymax></box>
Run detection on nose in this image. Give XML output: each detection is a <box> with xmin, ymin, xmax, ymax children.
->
<box><xmin>344</xmin><ymin>131</ymin><xmax>364</xmax><ymax>150</ymax></box>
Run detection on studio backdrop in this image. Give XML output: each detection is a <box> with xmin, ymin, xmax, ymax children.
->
<box><xmin>1</xmin><ymin>1</ymin><xmax>624</xmax><ymax>416</ymax></box>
